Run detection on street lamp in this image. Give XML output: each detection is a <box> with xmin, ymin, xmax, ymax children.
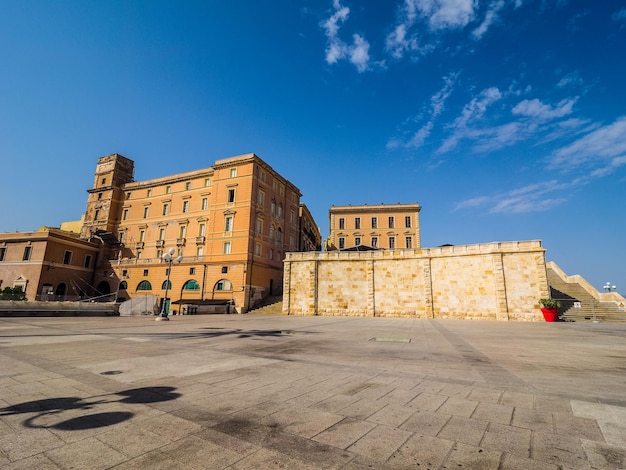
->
<box><xmin>604</xmin><ymin>282</ymin><xmax>617</xmax><ymax>293</ymax></box>
<box><xmin>156</xmin><ymin>248</ymin><xmax>183</xmax><ymax>321</ymax></box>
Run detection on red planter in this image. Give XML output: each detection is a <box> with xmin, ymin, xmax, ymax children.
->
<box><xmin>541</xmin><ymin>308</ymin><xmax>558</xmax><ymax>322</ymax></box>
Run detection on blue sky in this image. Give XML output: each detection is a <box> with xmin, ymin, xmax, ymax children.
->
<box><xmin>1</xmin><ymin>0</ymin><xmax>625</xmax><ymax>294</ymax></box>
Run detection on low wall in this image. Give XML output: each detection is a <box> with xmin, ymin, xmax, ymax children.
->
<box><xmin>0</xmin><ymin>300</ymin><xmax>118</xmax><ymax>317</ymax></box>
<box><xmin>283</xmin><ymin>240</ymin><xmax>549</xmax><ymax>321</ymax></box>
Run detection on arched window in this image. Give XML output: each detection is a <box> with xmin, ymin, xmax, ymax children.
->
<box><xmin>214</xmin><ymin>279</ymin><xmax>232</xmax><ymax>291</ymax></box>
<box><xmin>119</xmin><ymin>281</ymin><xmax>128</xmax><ymax>290</ymax></box>
<box><xmin>161</xmin><ymin>280</ymin><xmax>172</xmax><ymax>290</ymax></box>
<box><xmin>137</xmin><ymin>280</ymin><xmax>152</xmax><ymax>291</ymax></box>
<box><xmin>183</xmin><ymin>279</ymin><xmax>200</xmax><ymax>290</ymax></box>
<box><xmin>277</xmin><ymin>203</ymin><xmax>283</xmax><ymax>218</ymax></box>
<box><xmin>55</xmin><ymin>283</ymin><xmax>67</xmax><ymax>296</ymax></box>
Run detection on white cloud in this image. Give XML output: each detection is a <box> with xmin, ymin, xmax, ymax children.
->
<box><xmin>389</xmin><ymin>73</ymin><xmax>457</xmax><ymax>150</ymax></box>
<box><xmin>550</xmin><ymin>116</ymin><xmax>626</xmax><ymax>170</ymax></box>
<box><xmin>413</xmin><ymin>0</ymin><xmax>478</xmax><ymax>31</ymax></box>
<box><xmin>349</xmin><ymin>34</ymin><xmax>370</xmax><ymax>72</ymax></box>
<box><xmin>438</xmin><ymin>87</ymin><xmax>502</xmax><ymax>153</ymax></box>
<box><xmin>512</xmin><ymin>97</ymin><xmax>577</xmax><ymax>120</ymax></box>
<box><xmin>472</xmin><ymin>0</ymin><xmax>505</xmax><ymax>39</ymax></box>
<box><xmin>321</xmin><ymin>0</ymin><xmax>371</xmax><ymax>72</ymax></box>
<box><xmin>556</xmin><ymin>71</ymin><xmax>583</xmax><ymax>89</ymax></box>
<box><xmin>612</xmin><ymin>9</ymin><xmax>626</xmax><ymax>21</ymax></box>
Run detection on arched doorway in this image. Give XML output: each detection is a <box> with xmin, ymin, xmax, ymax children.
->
<box><xmin>97</xmin><ymin>281</ymin><xmax>111</xmax><ymax>296</ymax></box>
<box><xmin>55</xmin><ymin>283</ymin><xmax>67</xmax><ymax>300</ymax></box>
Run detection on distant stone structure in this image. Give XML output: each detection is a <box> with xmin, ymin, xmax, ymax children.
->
<box><xmin>283</xmin><ymin>240</ymin><xmax>549</xmax><ymax>321</ymax></box>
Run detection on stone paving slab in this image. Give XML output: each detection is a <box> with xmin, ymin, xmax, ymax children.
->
<box><xmin>1</xmin><ymin>315</ymin><xmax>626</xmax><ymax>468</ymax></box>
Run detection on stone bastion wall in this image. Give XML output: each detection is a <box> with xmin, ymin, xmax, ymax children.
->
<box><xmin>283</xmin><ymin>240</ymin><xmax>549</xmax><ymax>321</ymax></box>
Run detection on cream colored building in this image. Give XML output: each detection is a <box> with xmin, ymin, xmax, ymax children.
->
<box><xmin>80</xmin><ymin>153</ymin><xmax>320</xmax><ymax>313</ymax></box>
<box><xmin>327</xmin><ymin>203</ymin><xmax>421</xmax><ymax>251</ymax></box>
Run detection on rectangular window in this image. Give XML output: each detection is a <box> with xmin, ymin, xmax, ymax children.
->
<box><xmin>389</xmin><ymin>236</ymin><xmax>396</xmax><ymax>249</ymax></box>
<box><xmin>258</xmin><ymin>190</ymin><xmax>265</xmax><ymax>206</ymax></box>
<box><xmin>63</xmin><ymin>250</ymin><xmax>72</xmax><ymax>265</ymax></box>
<box><xmin>94</xmin><ymin>209</ymin><xmax>100</xmax><ymax>220</ymax></box>
<box><xmin>143</xmin><ymin>269</ymin><xmax>149</xmax><ymax>276</ymax></box>
<box><xmin>201</xmin><ymin>197</ymin><xmax>208</xmax><ymax>210</ymax></box>
<box><xmin>126</xmin><ymin>192</ymin><xmax>131</xmax><ymax>199</ymax></box>
<box><xmin>204</xmin><ymin>178</ymin><xmax>211</xmax><ymax>187</ymax></box>
<box><xmin>339</xmin><ymin>218</ymin><xmax>345</xmax><ymax>229</ymax></box>
<box><xmin>182</xmin><ymin>200</ymin><xmax>189</xmax><ymax>213</ymax></box>
<box><xmin>84</xmin><ymin>255</ymin><xmax>92</xmax><ymax>268</ymax></box>
<box><xmin>230</xmin><ymin>168</ymin><xmax>237</xmax><ymax>178</ymax></box>
<box><xmin>139</xmin><ymin>230</ymin><xmax>145</xmax><ymax>242</ymax></box>
<box><xmin>269</xmin><ymin>248</ymin><xmax>274</xmax><ymax>260</ymax></box>
<box><xmin>223</xmin><ymin>241</ymin><xmax>231</xmax><ymax>254</ymax></box>
<box><xmin>355</xmin><ymin>217</ymin><xmax>361</xmax><ymax>229</ymax></box>
<box><xmin>147</xmin><ymin>189</ymin><xmax>152</xmax><ymax>197</ymax></box>
<box><xmin>189</xmin><ymin>267</ymin><xmax>196</xmax><ymax>275</ymax></box>
<box><xmin>339</xmin><ymin>237</ymin><xmax>345</xmax><ymax>250</ymax></box>
<box><xmin>221</xmin><ymin>266</ymin><xmax>228</xmax><ymax>274</ymax></box>
<box><xmin>0</xmin><ymin>247</ymin><xmax>6</xmax><ymax>261</ymax></box>
<box><xmin>371</xmin><ymin>236</ymin><xmax>378</xmax><ymax>248</ymax></box>
<box><xmin>388</xmin><ymin>216</ymin><xmax>395</xmax><ymax>228</ymax></box>
<box><xmin>143</xmin><ymin>206</ymin><xmax>149</xmax><ymax>218</ymax></box>
<box><xmin>225</xmin><ymin>216</ymin><xmax>233</xmax><ymax>232</ymax></box>
<box><xmin>137</xmin><ymin>250</ymin><xmax>143</xmax><ymax>259</ymax></box>
<box><xmin>23</xmin><ymin>246</ymin><xmax>32</xmax><ymax>261</ymax></box>
<box><xmin>255</xmin><ymin>243</ymin><xmax>261</xmax><ymax>255</ymax></box>
<box><xmin>290</xmin><ymin>210</ymin><xmax>295</xmax><ymax>224</ymax></box>
<box><xmin>371</xmin><ymin>217</ymin><xmax>377</xmax><ymax>228</ymax></box>
<box><xmin>405</xmin><ymin>216</ymin><xmax>411</xmax><ymax>228</ymax></box>
<box><xmin>185</xmin><ymin>182</ymin><xmax>191</xmax><ymax>190</ymax></box>
<box><xmin>256</xmin><ymin>218</ymin><xmax>263</xmax><ymax>235</ymax></box>
<box><xmin>355</xmin><ymin>236</ymin><xmax>361</xmax><ymax>246</ymax></box>
<box><xmin>159</xmin><ymin>228</ymin><xmax>165</xmax><ymax>240</ymax></box>
<box><xmin>97</xmin><ymin>193</ymin><xmax>102</xmax><ymax>200</ymax></box>
<box><xmin>179</xmin><ymin>225</ymin><xmax>187</xmax><ymax>238</ymax></box>
<box><xmin>227</xmin><ymin>188</ymin><xmax>235</xmax><ymax>203</ymax></box>
<box><xmin>405</xmin><ymin>236</ymin><xmax>413</xmax><ymax>249</ymax></box>
<box><xmin>166</xmin><ymin>185</ymin><xmax>171</xmax><ymax>194</ymax></box>
<box><xmin>162</xmin><ymin>203</ymin><xmax>169</xmax><ymax>216</ymax></box>
<box><xmin>123</xmin><ymin>209</ymin><xmax>129</xmax><ymax>220</ymax></box>
<box><xmin>198</xmin><ymin>223</ymin><xmax>206</xmax><ymax>237</ymax></box>
<box><xmin>197</xmin><ymin>246</ymin><xmax>203</xmax><ymax>257</ymax></box>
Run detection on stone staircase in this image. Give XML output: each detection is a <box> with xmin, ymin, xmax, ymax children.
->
<box><xmin>247</xmin><ymin>295</ymin><xmax>284</xmax><ymax>315</ymax></box>
<box><xmin>547</xmin><ymin>264</ymin><xmax>626</xmax><ymax>322</ymax></box>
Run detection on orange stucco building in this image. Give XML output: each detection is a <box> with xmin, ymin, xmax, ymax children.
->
<box><xmin>80</xmin><ymin>153</ymin><xmax>320</xmax><ymax>312</ymax></box>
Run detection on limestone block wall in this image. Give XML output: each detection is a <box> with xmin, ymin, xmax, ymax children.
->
<box><xmin>283</xmin><ymin>240</ymin><xmax>549</xmax><ymax>321</ymax></box>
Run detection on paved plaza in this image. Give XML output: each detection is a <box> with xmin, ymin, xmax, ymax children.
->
<box><xmin>1</xmin><ymin>314</ymin><xmax>626</xmax><ymax>469</ymax></box>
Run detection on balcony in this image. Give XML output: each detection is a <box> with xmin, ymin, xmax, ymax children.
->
<box><xmin>196</xmin><ymin>236</ymin><xmax>206</xmax><ymax>244</ymax></box>
<box><xmin>176</xmin><ymin>237</ymin><xmax>186</xmax><ymax>246</ymax></box>
<box><xmin>155</xmin><ymin>240</ymin><xmax>165</xmax><ymax>248</ymax></box>
<box><xmin>135</xmin><ymin>242</ymin><xmax>144</xmax><ymax>249</ymax></box>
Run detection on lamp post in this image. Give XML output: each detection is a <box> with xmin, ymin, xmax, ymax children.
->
<box><xmin>156</xmin><ymin>248</ymin><xmax>183</xmax><ymax>321</ymax></box>
<box><xmin>604</xmin><ymin>282</ymin><xmax>617</xmax><ymax>293</ymax></box>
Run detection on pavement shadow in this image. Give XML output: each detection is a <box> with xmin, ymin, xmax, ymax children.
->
<box><xmin>128</xmin><ymin>328</ymin><xmax>319</xmax><ymax>340</ymax></box>
<box><xmin>0</xmin><ymin>386</ymin><xmax>181</xmax><ymax>431</ymax></box>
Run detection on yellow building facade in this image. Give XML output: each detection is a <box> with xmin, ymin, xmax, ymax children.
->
<box><xmin>80</xmin><ymin>153</ymin><xmax>320</xmax><ymax>313</ymax></box>
<box><xmin>327</xmin><ymin>203</ymin><xmax>421</xmax><ymax>251</ymax></box>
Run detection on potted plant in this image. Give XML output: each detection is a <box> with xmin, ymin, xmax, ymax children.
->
<box><xmin>539</xmin><ymin>298</ymin><xmax>561</xmax><ymax>322</ymax></box>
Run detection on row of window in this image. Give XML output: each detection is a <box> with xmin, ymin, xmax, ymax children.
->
<box><xmin>337</xmin><ymin>235</ymin><xmax>414</xmax><ymax>250</ymax></box>
<box><xmin>0</xmin><ymin>247</ymin><xmax>92</xmax><ymax>267</ymax></box>
<box><xmin>131</xmin><ymin>278</ymin><xmax>232</xmax><ymax>291</ymax></box>
<box><xmin>338</xmin><ymin>216</ymin><xmax>413</xmax><ymax>230</ymax></box>
<box><xmin>121</xmin><ymin>171</ymin><xmax>236</xmax><ymax>200</ymax></box>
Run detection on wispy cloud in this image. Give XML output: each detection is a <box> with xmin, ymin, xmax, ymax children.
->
<box><xmin>387</xmin><ymin>73</ymin><xmax>458</xmax><ymax>150</ymax></box>
<box><xmin>473</xmin><ymin>0</ymin><xmax>505</xmax><ymax>39</ymax></box>
<box><xmin>454</xmin><ymin>179</ymin><xmax>574</xmax><ymax>214</ymax></box>
<box><xmin>549</xmin><ymin>116</ymin><xmax>626</xmax><ymax>171</ymax></box>
<box><xmin>512</xmin><ymin>97</ymin><xmax>578</xmax><ymax>120</ymax></box>
<box><xmin>321</xmin><ymin>0</ymin><xmax>371</xmax><ymax>72</ymax></box>
<box><xmin>612</xmin><ymin>9</ymin><xmax>626</xmax><ymax>21</ymax></box>
<box><xmin>437</xmin><ymin>86</ymin><xmax>502</xmax><ymax>153</ymax></box>
<box><xmin>414</xmin><ymin>0</ymin><xmax>478</xmax><ymax>31</ymax></box>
